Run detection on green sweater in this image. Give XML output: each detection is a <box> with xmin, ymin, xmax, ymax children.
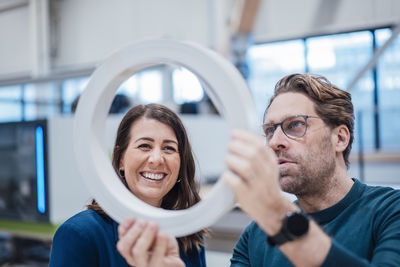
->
<box><xmin>231</xmin><ymin>179</ymin><xmax>400</xmax><ymax>267</ymax></box>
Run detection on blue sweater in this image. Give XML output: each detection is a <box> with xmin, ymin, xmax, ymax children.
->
<box><xmin>49</xmin><ymin>209</ymin><xmax>206</xmax><ymax>267</ymax></box>
<box><xmin>231</xmin><ymin>179</ymin><xmax>400</xmax><ymax>267</ymax></box>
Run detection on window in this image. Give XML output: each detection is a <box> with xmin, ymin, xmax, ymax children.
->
<box><xmin>136</xmin><ymin>70</ymin><xmax>162</xmax><ymax>103</ymax></box>
<box><xmin>23</xmin><ymin>84</ymin><xmax>38</xmax><ymax>120</ymax></box>
<box><xmin>247</xmin><ymin>40</ymin><xmax>305</xmax><ymax>119</ymax></box>
<box><xmin>0</xmin><ymin>85</ymin><xmax>22</xmax><ymax>122</ymax></box>
<box><xmin>306</xmin><ymin>31</ymin><xmax>374</xmax><ymax>151</ymax></box>
<box><xmin>247</xmin><ymin>27</ymin><xmax>400</xmax><ymax>153</ymax></box>
<box><xmin>172</xmin><ymin>67</ymin><xmax>204</xmax><ymax>104</ymax></box>
<box><xmin>376</xmin><ymin>28</ymin><xmax>400</xmax><ymax>151</ymax></box>
<box><xmin>118</xmin><ymin>68</ymin><xmax>163</xmax><ymax>104</ymax></box>
<box><xmin>62</xmin><ymin>77</ymin><xmax>89</xmax><ymax>113</ymax></box>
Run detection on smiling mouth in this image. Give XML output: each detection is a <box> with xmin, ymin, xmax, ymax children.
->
<box><xmin>140</xmin><ymin>172</ymin><xmax>167</xmax><ymax>181</ymax></box>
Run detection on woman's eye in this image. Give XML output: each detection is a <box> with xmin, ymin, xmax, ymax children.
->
<box><xmin>138</xmin><ymin>144</ymin><xmax>151</xmax><ymax>150</ymax></box>
<box><xmin>164</xmin><ymin>146</ymin><xmax>177</xmax><ymax>153</ymax></box>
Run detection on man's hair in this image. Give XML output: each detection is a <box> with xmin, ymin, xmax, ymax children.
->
<box><xmin>266</xmin><ymin>73</ymin><xmax>354</xmax><ymax>168</ymax></box>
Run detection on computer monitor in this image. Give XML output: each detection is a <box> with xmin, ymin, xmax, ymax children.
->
<box><xmin>0</xmin><ymin>120</ymin><xmax>49</xmax><ymax>222</ymax></box>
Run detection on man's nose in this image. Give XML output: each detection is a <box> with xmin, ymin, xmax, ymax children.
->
<box><xmin>267</xmin><ymin>126</ymin><xmax>289</xmax><ymax>151</ymax></box>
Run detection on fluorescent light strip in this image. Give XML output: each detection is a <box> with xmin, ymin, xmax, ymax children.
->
<box><xmin>35</xmin><ymin>126</ymin><xmax>46</xmax><ymax>214</ymax></box>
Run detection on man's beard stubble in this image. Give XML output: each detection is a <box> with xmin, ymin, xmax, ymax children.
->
<box><xmin>277</xmin><ymin>135</ymin><xmax>336</xmax><ymax>197</ymax></box>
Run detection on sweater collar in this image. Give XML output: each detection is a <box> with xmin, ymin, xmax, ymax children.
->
<box><xmin>301</xmin><ymin>178</ymin><xmax>365</xmax><ymax>224</ymax></box>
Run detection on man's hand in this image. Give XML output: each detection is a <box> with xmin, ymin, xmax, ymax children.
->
<box><xmin>222</xmin><ymin>129</ymin><xmax>295</xmax><ymax>234</ymax></box>
<box><xmin>117</xmin><ymin>217</ymin><xmax>185</xmax><ymax>267</ymax></box>
<box><xmin>223</xmin><ymin>130</ymin><xmax>331</xmax><ymax>266</ymax></box>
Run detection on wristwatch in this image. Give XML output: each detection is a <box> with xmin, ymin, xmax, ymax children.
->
<box><xmin>267</xmin><ymin>210</ymin><xmax>309</xmax><ymax>246</ymax></box>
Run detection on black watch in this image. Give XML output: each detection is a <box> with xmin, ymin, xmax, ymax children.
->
<box><xmin>267</xmin><ymin>210</ymin><xmax>309</xmax><ymax>246</ymax></box>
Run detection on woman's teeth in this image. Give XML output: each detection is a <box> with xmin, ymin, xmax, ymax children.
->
<box><xmin>141</xmin><ymin>172</ymin><xmax>164</xmax><ymax>180</ymax></box>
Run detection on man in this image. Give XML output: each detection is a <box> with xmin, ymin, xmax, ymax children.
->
<box><xmin>117</xmin><ymin>73</ymin><xmax>400</xmax><ymax>266</ymax></box>
<box><xmin>223</xmin><ymin>73</ymin><xmax>400</xmax><ymax>266</ymax></box>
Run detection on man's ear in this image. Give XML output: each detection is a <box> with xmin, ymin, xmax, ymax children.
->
<box><xmin>332</xmin><ymin>125</ymin><xmax>350</xmax><ymax>153</ymax></box>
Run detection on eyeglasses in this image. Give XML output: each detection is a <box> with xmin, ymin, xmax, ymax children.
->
<box><xmin>262</xmin><ymin>115</ymin><xmax>320</xmax><ymax>141</ymax></box>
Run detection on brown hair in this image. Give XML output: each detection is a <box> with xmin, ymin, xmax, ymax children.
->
<box><xmin>88</xmin><ymin>103</ymin><xmax>206</xmax><ymax>252</ymax></box>
<box><xmin>266</xmin><ymin>73</ymin><xmax>354</xmax><ymax>167</ymax></box>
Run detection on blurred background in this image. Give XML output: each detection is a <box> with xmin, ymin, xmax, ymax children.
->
<box><xmin>0</xmin><ymin>0</ymin><xmax>399</xmax><ymax>266</ymax></box>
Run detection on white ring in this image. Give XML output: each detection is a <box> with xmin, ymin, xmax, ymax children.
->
<box><xmin>73</xmin><ymin>39</ymin><xmax>258</xmax><ymax>237</ymax></box>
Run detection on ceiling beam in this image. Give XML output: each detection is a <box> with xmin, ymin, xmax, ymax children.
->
<box><xmin>0</xmin><ymin>0</ymin><xmax>28</xmax><ymax>14</ymax></box>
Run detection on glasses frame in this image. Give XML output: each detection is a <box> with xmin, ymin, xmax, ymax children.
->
<box><xmin>262</xmin><ymin>115</ymin><xmax>320</xmax><ymax>140</ymax></box>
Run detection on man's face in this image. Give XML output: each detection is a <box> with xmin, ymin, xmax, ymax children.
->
<box><xmin>264</xmin><ymin>92</ymin><xmax>336</xmax><ymax>197</ymax></box>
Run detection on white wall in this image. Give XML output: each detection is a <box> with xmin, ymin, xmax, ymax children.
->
<box><xmin>52</xmin><ymin>0</ymin><xmax>212</xmax><ymax>69</ymax></box>
<box><xmin>1</xmin><ymin>0</ymin><xmax>400</xmax><ymax>78</ymax></box>
<box><xmin>0</xmin><ymin>6</ymin><xmax>30</xmax><ymax>77</ymax></box>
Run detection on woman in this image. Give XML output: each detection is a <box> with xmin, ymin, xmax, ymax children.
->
<box><xmin>49</xmin><ymin>104</ymin><xmax>207</xmax><ymax>267</ymax></box>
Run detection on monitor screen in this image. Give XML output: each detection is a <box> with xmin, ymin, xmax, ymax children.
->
<box><xmin>0</xmin><ymin>120</ymin><xmax>49</xmax><ymax>222</ymax></box>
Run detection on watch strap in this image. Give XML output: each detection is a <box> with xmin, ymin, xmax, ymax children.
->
<box><xmin>266</xmin><ymin>210</ymin><xmax>309</xmax><ymax>247</ymax></box>
<box><xmin>267</xmin><ymin>230</ymin><xmax>291</xmax><ymax>246</ymax></box>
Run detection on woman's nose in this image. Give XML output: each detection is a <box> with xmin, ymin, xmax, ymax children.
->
<box><xmin>148</xmin><ymin>149</ymin><xmax>164</xmax><ymax>165</ymax></box>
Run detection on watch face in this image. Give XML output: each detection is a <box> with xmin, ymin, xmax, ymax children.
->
<box><xmin>287</xmin><ymin>212</ymin><xmax>309</xmax><ymax>237</ymax></box>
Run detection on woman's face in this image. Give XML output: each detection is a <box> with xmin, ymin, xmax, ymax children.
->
<box><xmin>120</xmin><ymin>117</ymin><xmax>181</xmax><ymax>207</ymax></box>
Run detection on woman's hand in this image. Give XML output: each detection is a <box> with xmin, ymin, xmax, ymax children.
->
<box><xmin>117</xmin><ymin>217</ymin><xmax>185</xmax><ymax>267</ymax></box>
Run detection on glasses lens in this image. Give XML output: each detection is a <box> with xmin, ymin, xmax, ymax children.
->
<box><xmin>283</xmin><ymin>116</ymin><xmax>307</xmax><ymax>138</ymax></box>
